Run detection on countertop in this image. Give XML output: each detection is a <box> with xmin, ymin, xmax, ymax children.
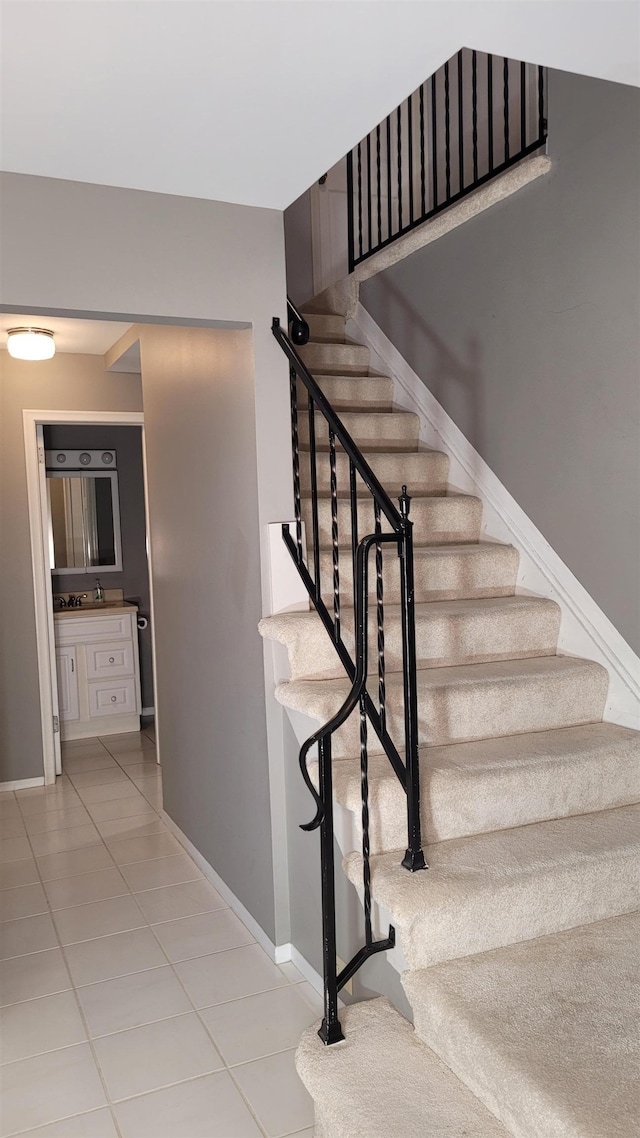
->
<box><xmin>53</xmin><ymin>601</ymin><xmax>139</xmax><ymax>619</ymax></box>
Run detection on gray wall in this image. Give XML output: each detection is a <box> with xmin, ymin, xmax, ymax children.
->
<box><xmin>284</xmin><ymin>187</ymin><xmax>314</xmax><ymax>307</ymax></box>
<box><xmin>43</xmin><ymin>423</ymin><xmax>153</xmax><ymax>709</ymax></box>
<box><xmin>361</xmin><ymin>70</ymin><xmax>640</xmax><ymax>652</ymax></box>
<box><xmin>0</xmin><ymin>173</ymin><xmax>290</xmax><ymax>944</ymax></box>
<box><xmin>0</xmin><ymin>353</ymin><xmax>144</xmax><ymax>781</ymax></box>
<box><xmin>138</xmin><ymin>324</ymin><xmax>275</xmax><ymax>941</ymax></box>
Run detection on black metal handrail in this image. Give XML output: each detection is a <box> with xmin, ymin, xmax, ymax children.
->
<box><xmin>272</xmin><ymin>308</ymin><xmax>426</xmax><ymax>1045</ymax></box>
<box><xmin>347</xmin><ymin>48</ymin><xmax>547</xmax><ymax>271</ymax></box>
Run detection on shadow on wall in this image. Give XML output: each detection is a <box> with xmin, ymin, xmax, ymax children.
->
<box><xmin>376</xmin><ymin>277</ymin><xmax>487</xmax><ymax>487</ymax></box>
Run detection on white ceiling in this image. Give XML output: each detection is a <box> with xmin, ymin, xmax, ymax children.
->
<box><xmin>1</xmin><ymin>1</ymin><xmax>638</xmax><ymax>211</ymax></box>
<box><xmin>0</xmin><ymin>314</ymin><xmax>132</xmax><ymax>356</ymax></box>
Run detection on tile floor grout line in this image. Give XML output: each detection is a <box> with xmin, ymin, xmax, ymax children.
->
<box><xmin>19</xmin><ymin>796</ymin><xmax>126</xmax><ymax>1138</ymax></box>
<box><xmin>49</xmin><ymin>740</ymin><xmax>270</xmax><ymax>1135</ymax></box>
<box><xmin>5</xmin><ymin>737</ymin><xmax>313</xmax><ymax>1137</ymax></box>
<box><xmin>139</xmin><ymin>887</ymin><xmax>271</xmax><ymax>1138</ymax></box>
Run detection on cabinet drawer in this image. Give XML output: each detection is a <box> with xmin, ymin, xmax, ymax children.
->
<box><xmin>56</xmin><ymin>613</ymin><xmax>134</xmax><ymax>645</ymax></box>
<box><xmin>88</xmin><ymin>677</ymin><xmax>138</xmax><ymax>718</ymax></box>
<box><xmin>86</xmin><ymin>641</ymin><xmax>135</xmax><ymax>681</ymax></box>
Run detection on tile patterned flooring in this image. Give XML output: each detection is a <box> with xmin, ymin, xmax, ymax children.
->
<box><xmin>0</xmin><ymin>729</ymin><xmax>316</xmax><ymax>1137</ymax></box>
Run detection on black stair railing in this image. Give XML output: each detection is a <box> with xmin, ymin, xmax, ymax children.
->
<box><xmin>272</xmin><ymin>300</ymin><xmax>426</xmax><ymax>1045</ymax></box>
<box><xmin>347</xmin><ymin>48</ymin><xmax>547</xmax><ymax>271</ymax></box>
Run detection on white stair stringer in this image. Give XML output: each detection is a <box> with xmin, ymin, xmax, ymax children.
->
<box><xmin>403</xmin><ymin>911</ymin><xmax>640</xmax><ymax>1138</ymax></box>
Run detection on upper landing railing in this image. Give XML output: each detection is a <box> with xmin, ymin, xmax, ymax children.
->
<box><xmin>347</xmin><ymin>48</ymin><xmax>547</xmax><ymax>271</ymax></box>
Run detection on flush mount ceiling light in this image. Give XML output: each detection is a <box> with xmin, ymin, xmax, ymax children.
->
<box><xmin>7</xmin><ymin>327</ymin><xmax>56</xmax><ymax>360</ymax></box>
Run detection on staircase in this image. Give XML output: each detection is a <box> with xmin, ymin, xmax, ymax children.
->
<box><xmin>260</xmin><ymin>309</ymin><xmax>640</xmax><ymax>1137</ymax></box>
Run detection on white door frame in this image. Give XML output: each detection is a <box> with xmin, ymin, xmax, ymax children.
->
<box><xmin>23</xmin><ymin>409</ymin><xmax>154</xmax><ymax>785</ymax></box>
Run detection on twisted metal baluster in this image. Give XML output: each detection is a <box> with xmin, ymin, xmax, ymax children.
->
<box><xmin>374</xmin><ymin>499</ymin><xmax>386</xmax><ymax>737</ymax></box>
<box><xmin>307</xmin><ymin>391</ymin><xmax>321</xmax><ymax>602</ymax></box>
<box><xmin>360</xmin><ymin>693</ymin><xmax>373</xmax><ymax>946</ymax></box>
<box><xmin>349</xmin><ymin>459</ymin><xmax>359</xmax><ymax>630</ymax></box>
<box><xmin>289</xmin><ymin>364</ymin><xmax>303</xmax><ymax>561</ymax></box>
<box><xmin>398</xmin><ymin>486</ymin><xmax>426</xmax><ymax>873</ymax></box>
<box><xmin>329</xmin><ymin>428</ymin><xmax>340</xmax><ymax>643</ymax></box>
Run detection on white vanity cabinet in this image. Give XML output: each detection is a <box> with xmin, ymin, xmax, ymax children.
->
<box><xmin>54</xmin><ymin>607</ymin><xmax>142</xmax><ymax>740</ymax></box>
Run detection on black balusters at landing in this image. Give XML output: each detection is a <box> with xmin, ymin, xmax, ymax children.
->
<box><xmin>272</xmin><ymin>310</ymin><xmax>424</xmax><ymax>1045</ymax></box>
<box><xmin>347</xmin><ymin>48</ymin><xmax>547</xmax><ymax>271</ymax></box>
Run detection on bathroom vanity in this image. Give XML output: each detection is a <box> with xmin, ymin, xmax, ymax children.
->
<box><xmin>54</xmin><ymin>602</ymin><xmax>142</xmax><ymax>740</ymax></box>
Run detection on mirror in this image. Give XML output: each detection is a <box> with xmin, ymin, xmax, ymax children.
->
<box><xmin>47</xmin><ymin>472</ymin><xmax>123</xmax><ymax>573</ymax></box>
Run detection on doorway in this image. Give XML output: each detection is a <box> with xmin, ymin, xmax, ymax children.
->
<box><xmin>23</xmin><ymin>409</ymin><xmax>156</xmax><ymax>785</ymax></box>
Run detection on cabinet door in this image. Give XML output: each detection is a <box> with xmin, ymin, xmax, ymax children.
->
<box><xmin>56</xmin><ymin>648</ymin><xmax>80</xmax><ymax>722</ymax></box>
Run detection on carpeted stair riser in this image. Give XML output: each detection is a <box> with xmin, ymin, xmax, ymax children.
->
<box><xmin>403</xmin><ymin>912</ymin><xmax>640</xmax><ymax>1138</ymax></box>
<box><xmin>275</xmin><ymin>655</ymin><xmax>609</xmax><ymax>758</ymax></box>
<box><xmin>301</xmin><ymin>492</ymin><xmax>483</xmax><ymax>548</ymax></box>
<box><xmin>298</xmin><ymin>408</ymin><xmax>420</xmax><ymax>450</ymax></box>
<box><xmin>296</xmin><ymin>998</ymin><xmax>510</xmax><ymax>1138</ymax></box>
<box><xmin>344</xmin><ymin>803</ymin><xmax>640</xmax><ymax>968</ymax></box>
<box><xmin>327</xmin><ymin>723</ymin><xmax>640</xmax><ymax>848</ymax></box>
<box><xmin>299</xmin><ymin>447</ymin><xmax>449</xmax><ymax>497</ymax></box>
<box><xmin>297</xmin><ymin>374</ymin><xmax>394</xmax><ymax>410</ymax></box>
<box><xmin>302</xmin><ymin>312</ymin><xmax>347</xmax><ymax>340</ymax></box>
<box><xmin>317</xmin><ymin>542</ymin><xmax>520</xmax><ymax>604</ymax></box>
<box><xmin>299</xmin><ymin>340</ymin><xmax>370</xmax><ymax>374</ymax></box>
<box><xmin>260</xmin><ymin>596</ymin><xmax>561</xmax><ymax>681</ymax></box>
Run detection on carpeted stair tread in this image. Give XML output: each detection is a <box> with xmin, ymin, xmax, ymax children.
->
<box><xmin>298</xmin><ymin>407</ymin><xmax>420</xmax><ymax>449</ymax></box>
<box><xmin>260</xmin><ymin>595</ymin><xmax>561</xmax><ymax>681</ymax></box>
<box><xmin>344</xmin><ymin>803</ymin><xmax>640</xmax><ymax>967</ymax></box>
<box><xmin>318</xmin><ymin>540</ymin><xmax>519</xmax><ymax>602</ymax></box>
<box><xmin>301</xmin><ymin>491</ymin><xmax>483</xmax><ymax>547</ymax></box>
<box><xmin>330</xmin><ymin>722</ymin><xmax>640</xmax><ymax>846</ymax></box>
<box><xmin>403</xmin><ymin>911</ymin><xmax>640</xmax><ymax>1138</ymax></box>
<box><xmin>299</xmin><ymin>340</ymin><xmax>370</xmax><ymax>374</ymax></box>
<box><xmin>295</xmin><ymin>997</ymin><xmax>511</xmax><ymax>1138</ymax></box>
<box><xmin>299</xmin><ymin>373</ymin><xmax>394</xmax><ymax>410</ymax></box>
<box><xmin>302</xmin><ymin>312</ymin><xmax>347</xmax><ymax>339</ymax></box>
<box><xmin>300</xmin><ymin>446</ymin><xmax>449</xmax><ymax>495</ymax></box>
<box><xmin>275</xmin><ymin>655</ymin><xmax>609</xmax><ymax>756</ymax></box>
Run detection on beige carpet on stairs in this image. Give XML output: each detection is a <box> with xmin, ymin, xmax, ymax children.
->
<box><xmin>403</xmin><ymin>911</ymin><xmax>640</xmax><ymax>1138</ymax></box>
<box><xmin>261</xmin><ymin>306</ymin><xmax>640</xmax><ymax>1137</ymax></box>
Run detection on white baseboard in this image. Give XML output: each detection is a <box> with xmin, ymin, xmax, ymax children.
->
<box><xmin>350</xmin><ymin>302</ymin><xmax>640</xmax><ymax>731</ymax></box>
<box><xmin>161</xmin><ymin>808</ymin><xmax>322</xmax><ymax>995</ymax></box>
<box><xmin>161</xmin><ymin>810</ymin><xmax>279</xmax><ymax>960</ymax></box>
<box><xmin>276</xmin><ymin>942</ymin><xmax>325</xmax><ymax>997</ymax></box>
<box><xmin>0</xmin><ymin>776</ymin><xmax>45</xmax><ymax>792</ymax></box>
<box><xmin>141</xmin><ymin>706</ymin><xmax>155</xmax><ymax>718</ymax></box>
